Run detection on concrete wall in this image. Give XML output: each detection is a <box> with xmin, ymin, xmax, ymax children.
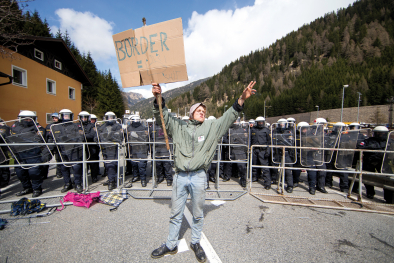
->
<box><xmin>265</xmin><ymin>105</ymin><xmax>391</xmax><ymax>125</ymax></box>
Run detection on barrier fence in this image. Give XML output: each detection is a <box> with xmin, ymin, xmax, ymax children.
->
<box><xmin>1</xmin><ymin>139</ymin><xmax>394</xmax><ymax>214</ymax></box>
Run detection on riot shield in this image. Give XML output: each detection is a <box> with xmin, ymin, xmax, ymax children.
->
<box><xmin>127</xmin><ymin>128</ymin><xmax>149</xmax><ymax>159</ymax></box>
<box><xmin>300</xmin><ymin>125</ymin><xmax>324</xmax><ymax>167</ymax></box>
<box><xmin>0</xmin><ymin>147</ymin><xmax>6</xmax><ymax>164</ymax></box>
<box><xmin>0</xmin><ymin>123</ymin><xmax>10</xmax><ymax>164</ymax></box>
<box><xmin>153</xmin><ymin>124</ymin><xmax>173</xmax><ymax>158</ymax></box>
<box><xmin>335</xmin><ymin>130</ymin><xmax>359</xmax><ymax>169</ymax></box>
<box><xmin>323</xmin><ymin>129</ymin><xmax>341</xmax><ymax>163</ymax></box>
<box><xmin>0</xmin><ymin>118</ymin><xmax>53</xmax><ymax>169</ymax></box>
<box><xmin>382</xmin><ymin>131</ymin><xmax>394</xmax><ymax>174</ymax></box>
<box><xmin>229</xmin><ymin>126</ymin><xmax>249</xmax><ymax>160</ymax></box>
<box><xmin>95</xmin><ymin>120</ymin><xmax>124</xmax><ymax>161</ymax></box>
<box><xmin>50</xmin><ymin>120</ymin><xmax>87</xmax><ymax>167</ymax></box>
<box><xmin>271</xmin><ymin>123</ymin><xmax>296</xmax><ymax>164</ymax></box>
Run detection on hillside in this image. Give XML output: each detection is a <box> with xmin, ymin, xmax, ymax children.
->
<box><xmin>166</xmin><ymin>0</ymin><xmax>394</xmax><ymax>119</ymax></box>
<box><xmin>122</xmin><ymin>91</ymin><xmax>145</xmax><ymax>108</ymax></box>
<box><xmin>130</xmin><ymin>77</ymin><xmax>210</xmax><ymax>118</ymax></box>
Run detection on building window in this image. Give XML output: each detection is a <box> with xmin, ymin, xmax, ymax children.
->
<box><xmin>69</xmin><ymin>87</ymin><xmax>75</xmax><ymax>100</ymax></box>
<box><xmin>12</xmin><ymin>65</ymin><xmax>27</xmax><ymax>87</ymax></box>
<box><xmin>34</xmin><ymin>48</ymin><xmax>44</xmax><ymax>61</ymax></box>
<box><xmin>46</xmin><ymin>78</ymin><xmax>56</xmax><ymax>95</ymax></box>
<box><xmin>46</xmin><ymin>113</ymin><xmax>53</xmax><ymax>124</ymax></box>
<box><xmin>54</xmin><ymin>59</ymin><xmax>62</xmax><ymax>70</ymax></box>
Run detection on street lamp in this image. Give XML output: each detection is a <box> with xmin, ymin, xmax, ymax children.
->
<box><xmin>341</xmin><ymin>85</ymin><xmax>349</xmax><ymax>122</ymax></box>
<box><xmin>315</xmin><ymin>105</ymin><xmax>319</xmax><ymax>118</ymax></box>
<box><xmin>357</xmin><ymin>92</ymin><xmax>362</xmax><ymax>123</ymax></box>
<box><xmin>264</xmin><ymin>101</ymin><xmax>271</xmax><ymax>118</ymax></box>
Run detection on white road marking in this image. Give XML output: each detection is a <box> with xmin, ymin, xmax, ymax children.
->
<box><xmin>183</xmin><ymin>204</ymin><xmax>222</xmax><ymax>263</ymax></box>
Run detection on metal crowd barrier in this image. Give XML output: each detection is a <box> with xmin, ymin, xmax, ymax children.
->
<box><xmin>248</xmin><ymin>144</ymin><xmax>394</xmax><ymax>214</ymax></box>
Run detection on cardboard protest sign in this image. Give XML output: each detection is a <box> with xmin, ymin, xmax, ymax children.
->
<box><xmin>112</xmin><ymin>18</ymin><xmax>188</xmax><ymax>87</ymax></box>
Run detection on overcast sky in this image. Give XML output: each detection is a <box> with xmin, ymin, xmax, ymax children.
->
<box><xmin>27</xmin><ymin>0</ymin><xmax>356</xmax><ymax>98</ymax></box>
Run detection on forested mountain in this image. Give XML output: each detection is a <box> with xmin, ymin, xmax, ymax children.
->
<box><xmin>0</xmin><ymin>0</ymin><xmax>125</xmax><ymax>119</ymax></box>
<box><xmin>167</xmin><ymin>0</ymin><xmax>394</xmax><ymax>119</ymax></box>
<box><xmin>122</xmin><ymin>91</ymin><xmax>145</xmax><ymax>107</ymax></box>
<box><xmin>131</xmin><ymin>77</ymin><xmax>210</xmax><ymax>118</ymax></box>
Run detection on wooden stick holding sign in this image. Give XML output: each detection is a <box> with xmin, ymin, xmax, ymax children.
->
<box><xmin>152</xmin><ymin>83</ymin><xmax>169</xmax><ymax>150</ymax></box>
<box><xmin>112</xmin><ymin>18</ymin><xmax>188</xmax><ymax>151</ymax></box>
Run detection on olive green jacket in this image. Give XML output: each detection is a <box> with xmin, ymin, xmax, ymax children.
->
<box><xmin>153</xmin><ymin>99</ymin><xmax>243</xmax><ymax>172</ymax></box>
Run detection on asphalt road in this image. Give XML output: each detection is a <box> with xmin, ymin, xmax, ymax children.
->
<box><xmin>1</xmin><ymin>165</ymin><xmax>394</xmax><ymax>263</ymax></box>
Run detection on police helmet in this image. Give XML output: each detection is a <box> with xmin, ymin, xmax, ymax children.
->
<box><xmin>78</xmin><ymin>111</ymin><xmax>90</xmax><ymax>122</ymax></box>
<box><xmin>104</xmin><ymin>111</ymin><xmax>116</xmax><ymax>121</ymax></box>
<box><xmin>208</xmin><ymin>116</ymin><xmax>216</xmax><ymax>120</ymax></box>
<box><xmin>287</xmin><ymin>117</ymin><xmax>296</xmax><ymax>128</ymax></box>
<box><xmin>332</xmin><ymin>122</ymin><xmax>346</xmax><ymax>133</ymax></box>
<box><xmin>266</xmin><ymin>122</ymin><xmax>270</xmax><ymax>128</ymax></box>
<box><xmin>348</xmin><ymin>122</ymin><xmax>361</xmax><ymax>130</ymax></box>
<box><xmin>314</xmin><ymin>118</ymin><xmax>327</xmax><ymax>125</ymax></box>
<box><xmin>90</xmin><ymin>114</ymin><xmax>97</xmax><ymax>120</ymax></box>
<box><xmin>249</xmin><ymin>119</ymin><xmax>255</xmax><ymax>124</ymax></box>
<box><xmin>255</xmin><ymin>116</ymin><xmax>265</xmax><ymax>128</ymax></box>
<box><xmin>297</xmin><ymin>121</ymin><xmax>309</xmax><ymax>129</ymax></box>
<box><xmin>373</xmin><ymin>126</ymin><xmax>389</xmax><ymax>141</ymax></box>
<box><xmin>146</xmin><ymin>118</ymin><xmax>153</xmax><ymax>123</ymax></box>
<box><xmin>277</xmin><ymin>118</ymin><xmax>287</xmax><ymax>128</ymax></box>
<box><xmin>131</xmin><ymin>116</ymin><xmax>141</xmax><ymax>122</ymax></box>
<box><xmin>287</xmin><ymin>117</ymin><xmax>296</xmax><ymax>123</ymax></box>
<box><xmin>51</xmin><ymin>112</ymin><xmax>59</xmax><ymax>118</ymax></box>
<box><xmin>18</xmin><ymin>110</ymin><xmax>37</xmax><ymax>127</ymax></box>
<box><xmin>59</xmin><ymin>109</ymin><xmax>73</xmax><ymax>121</ymax></box>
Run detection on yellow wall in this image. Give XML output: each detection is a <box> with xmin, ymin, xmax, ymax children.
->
<box><xmin>0</xmin><ymin>50</ymin><xmax>82</xmax><ymax>125</ymax></box>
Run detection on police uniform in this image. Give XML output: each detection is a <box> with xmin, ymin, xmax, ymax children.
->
<box><xmin>229</xmin><ymin>124</ymin><xmax>249</xmax><ymax>187</ymax></box>
<box><xmin>0</xmin><ymin>122</ymin><xmax>11</xmax><ymax>187</ymax></box>
<box><xmin>152</xmin><ymin>125</ymin><xmax>173</xmax><ymax>186</ymax></box>
<box><xmin>83</xmin><ymin>121</ymin><xmax>100</xmax><ymax>183</ymax></box>
<box><xmin>45</xmin><ymin>119</ymin><xmax>63</xmax><ymax>179</ymax></box>
<box><xmin>11</xmin><ymin>121</ymin><xmax>46</xmax><ymax>196</ymax></box>
<box><xmin>95</xmin><ymin>120</ymin><xmax>123</xmax><ymax>189</ymax></box>
<box><xmin>251</xmin><ymin>124</ymin><xmax>271</xmax><ymax>186</ymax></box>
<box><xmin>219</xmin><ymin>131</ymin><xmax>232</xmax><ymax>181</ymax></box>
<box><xmin>53</xmin><ymin>121</ymin><xmax>85</xmax><ymax>192</ymax></box>
<box><xmin>127</xmin><ymin>121</ymin><xmax>149</xmax><ymax>186</ymax></box>
<box><xmin>271</xmin><ymin>126</ymin><xmax>294</xmax><ymax>193</ymax></box>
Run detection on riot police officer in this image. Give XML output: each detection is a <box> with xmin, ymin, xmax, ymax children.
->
<box><xmin>229</xmin><ymin>120</ymin><xmax>249</xmax><ymax>187</ymax></box>
<box><xmin>0</xmin><ymin>118</ymin><xmax>11</xmax><ymax>188</ymax></box>
<box><xmin>362</xmin><ymin>126</ymin><xmax>392</xmax><ymax>202</ymax></box>
<box><xmin>206</xmin><ymin>116</ymin><xmax>218</xmax><ymax>186</ymax></box>
<box><xmin>78</xmin><ymin>111</ymin><xmax>99</xmax><ymax>183</ymax></box>
<box><xmin>271</xmin><ymin>118</ymin><xmax>294</xmax><ymax>193</ymax></box>
<box><xmin>53</xmin><ymin>109</ymin><xmax>84</xmax><ymax>193</ymax></box>
<box><xmin>127</xmin><ymin>116</ymin><xmax>149</xmax><ymax>187</ymax></box>
<box><xmin>44</xmin><ymin>113</ymin><xmax>62</xmax><ymax>179</ymax></box>
<box><xmin>293</xmin><ymin>121</ymin><xmax>310</xmax><ymax>188</ymax></box>
<box><xmin>95</xmin><ymin>111</ymin><xmax>123</xmax><ymax>190</ymax></box>
<box><xmin>325</xmin><ymin>122</ymin><xmax>348</xmax><ymax>192</ymax></box>
<box><xmin>152</xmin><ymin>118</ymin><xmax>173</xmax><ymax>186</ymax></box>
<box><xmin>10</xmin><ymin>111</ymin><xmax>47</xmax><ymax>197</ymax></box>
<box><xmin>251</xmin><ymin>116</ymin><xmax>271</xmax><ymax>188</ymax></box>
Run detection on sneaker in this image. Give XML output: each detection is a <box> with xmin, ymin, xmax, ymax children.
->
<box><xmin>190</xmin><ymin>243</ymin><xmax>207</xmax><ymax>263</ymax></box>
<box><xmin>61</xmin><ymin>184</ymin><xmax>73</xmax><ymax>193</ymax></box>
<box><xmin>151</xmin><ymin>244</ymin><xmax>178</xmax><ymax>259</ymax></box>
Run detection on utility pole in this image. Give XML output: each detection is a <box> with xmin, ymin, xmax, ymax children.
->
<box><xmin>388</xmin><ymin>96</ymin><xmax>394</xmax><ymax>129</ymax></box>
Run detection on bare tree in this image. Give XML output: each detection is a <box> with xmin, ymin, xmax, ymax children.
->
<box><xmin>0</xmin><ymin>0</ymin><xmax>35</xmax><ymax>59</ymax></box>
<box><xmin>83</xmin><ymin>95</ymin><xmax>99</xmax><ymax>113</ymax></box>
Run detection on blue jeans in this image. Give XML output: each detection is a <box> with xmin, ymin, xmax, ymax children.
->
<box><xmin>166</xmin><ymin>169</ymin><xmax>207</xmax><ymax>250</ymax></box>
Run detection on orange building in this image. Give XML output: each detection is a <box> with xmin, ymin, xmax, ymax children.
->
<box><xmin>0</xmin><ymin>36</ymin><xmax>92</xmax><ymax>125</ymax></box>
